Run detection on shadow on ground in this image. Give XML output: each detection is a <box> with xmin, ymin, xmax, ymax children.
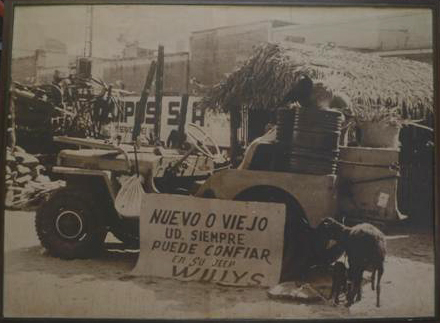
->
<box><xmin>4</xmin><ymin>243</ymin><xmax>351</xmax><ymax>318</ymax></box>
<box><xmin>385</xmin><ymin>222</ymin><xmax>434</xmax><ymax>264</ymax></box>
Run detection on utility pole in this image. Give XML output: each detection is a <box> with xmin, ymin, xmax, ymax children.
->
<box><xmin>84</xmin><ymin>5</ymin><xmax>93</xmax><ymax>57</ymax></box>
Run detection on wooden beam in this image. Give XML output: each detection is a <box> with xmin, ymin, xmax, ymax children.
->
<box><xmin>155</xmin><ymin>45</ymin><xmax>164</xmax><ymax>140</ymax></box>
<box><xmin>229</xmin><ymin>106</ymin><xmax>240</xmax><ymax>167</ymax></box>
<box><xmin>132</xmin><ymin>60</ymin><xmax>157</xmax><ymax>142</ymax></box>
<box><xmin>9</xmin><ymin>86</ymin><xmax>16</xmax><ymax>150</ymax></box>
<box><xmin>178</xmin><ymin>93</ymin><xmax>189</xmax><ymax>139</ymax></box>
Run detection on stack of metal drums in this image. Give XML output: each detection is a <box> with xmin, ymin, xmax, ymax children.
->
<box><xmin>276</xmin><ymin>106</ymin><xmax>344</xmax><ymax>175</ymax></box>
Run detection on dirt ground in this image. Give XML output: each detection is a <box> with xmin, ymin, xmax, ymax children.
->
<box><xmin>2</xmin><ymin>210</ymin><xmax>436</xmax><ymax>319</ymax></box>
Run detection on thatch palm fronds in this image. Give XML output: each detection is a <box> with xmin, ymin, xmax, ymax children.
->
<box><xmin>200</xmin><ymin>42</ymin><xmax>433</xmax><ymax>120</ymax></box>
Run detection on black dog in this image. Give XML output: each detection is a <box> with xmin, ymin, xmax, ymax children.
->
<box><xmin>317</xmin><ymin>217</ymin><xmax>386</xmax><ymax>307</ymax></box>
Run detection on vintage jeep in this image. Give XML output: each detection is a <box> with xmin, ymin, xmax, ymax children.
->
<box><xmin>36</xmin><ymin>110</ymin><xmax>404</xmax><ymax>282</ymax></box>
<box><xmin>36</xmin><ymin>123</ymin><xmax>227</xmax><ymax>256</ymax></box>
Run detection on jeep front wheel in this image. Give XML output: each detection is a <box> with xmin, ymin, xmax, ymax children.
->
<box><xmin>35</xmin><ymin>188</ymin><xmax>107</xmax><ymax>259</ymax></box>
<box><xmin>110</xmin><ymin>218</ymin><xmax>140</xmax><ymax>248</ymax></box>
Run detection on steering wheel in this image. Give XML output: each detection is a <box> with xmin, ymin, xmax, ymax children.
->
<box><xmin>186</xmin><ymin>123</ymin><xmax>222</xmax><ymax>160</ymax></box>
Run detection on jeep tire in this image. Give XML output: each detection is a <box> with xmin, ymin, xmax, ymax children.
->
<box><xmin>35</xmin><ymin>187</ymin><xmax>107</xmax><ymax>259</ymax></box>
<box><xmin>110</xmin><ymin>218</ymin><xmax>140</xmax><ymax>248</ymax></box>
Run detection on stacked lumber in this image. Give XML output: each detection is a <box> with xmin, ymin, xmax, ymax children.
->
<box><xmin>5</xmin><ymin>146</ymin><xmax>65</xmax><ymax>210</ymax></box>
<box><xmin>200</xmin><ymin>42</ymin><xmax>433</xmax><ymax>120</ymax></box>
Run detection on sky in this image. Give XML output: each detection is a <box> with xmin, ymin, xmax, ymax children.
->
<box><xmin>11</xmin><ymin>4</ymin><xmax>432</xmax><ymax>58</ymax></box>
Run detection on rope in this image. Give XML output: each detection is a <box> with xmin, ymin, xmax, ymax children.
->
<box><xmin>349</xmin><ymin>175</ymin><xmax>400</xmax><ymax>186</ymax></box>
<box><xmin>338</xmin><ymin>159</ymin><xmax>399</xmax><ymax>170</ymax></box>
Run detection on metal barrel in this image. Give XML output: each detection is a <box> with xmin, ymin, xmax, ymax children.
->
<box><xmin>276</xmin><ymin>106</ymin><xmax>343</xmax><ymax>175</ymax></box>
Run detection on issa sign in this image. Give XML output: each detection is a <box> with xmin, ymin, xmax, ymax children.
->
<box><xmin>114</xmin><ymin>96</ymin><xmax>230</xmax><ymax>148</ymax></box>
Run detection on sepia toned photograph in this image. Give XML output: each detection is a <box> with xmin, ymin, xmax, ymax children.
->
<box><xmin>1</xmin><ymin>1</ymin><xmax>438</xmax><ymax>320</ymax></box>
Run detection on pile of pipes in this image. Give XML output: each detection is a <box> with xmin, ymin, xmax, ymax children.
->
<box><xmin>5</xmin><ymin>146</ymin><xmax>65</xmax><ymax>210</ymax></box>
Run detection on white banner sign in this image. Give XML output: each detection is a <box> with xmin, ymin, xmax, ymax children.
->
<box><xmin>133</xmin><ymin>194</ymin><xmax>286</xmax><ymax>287</ymax></box>
<box><xmin>116</xmin><ymin>96</ymin><xmax>230</xmax><ymax>148</ymax></box>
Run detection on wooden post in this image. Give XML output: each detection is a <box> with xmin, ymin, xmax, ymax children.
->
<box><xmin>185</xmin><ymin>54</ymin><xmax>190</xmax><ymax>95</ymax></box>
<box><xmin>229</xmin><ymin>104</ymin><xmax>240</xmax><ymax>167</ymax></box>
<box><xmin>178</xmin><ymin>93</ymin><xmax>189</xmax><ymax>142</ymax></box>
<box><xmin>154</xmin><ymin>45</ymin><xmax>164</xmax><ymax>140</ymax></box>
<box><xmin>9</xmin><ymin>85</ymin><xmax>17</xmax><ymax>150</ymax></box>
<box><xmin>132</xmin><ymin>61</ymin><xmax>157</xmax><ymax>142</ymax></box>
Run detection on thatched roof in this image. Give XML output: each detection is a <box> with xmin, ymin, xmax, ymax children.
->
<box><xmin>200</xmin><ymin>42</ymin><xmax>433</xmax><ymax>118</ymax></box>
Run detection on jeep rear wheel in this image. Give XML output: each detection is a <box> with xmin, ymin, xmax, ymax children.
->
<box><xmin>234</xmin><ymin>186</ymin><xmax>311</xmax><ymax>282</ymax></box>
<box><xmin>35</xmin><ymin>188</ymin><xmax>107</xmax><ymax>259</ymax></box>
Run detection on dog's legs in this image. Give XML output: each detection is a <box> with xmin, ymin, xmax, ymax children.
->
<box><xmin>345</xmin><ymin>282</ymin><xmax>354</xmax><ymax>307</ymax></box>
<box><xmin>346</xmin><ymin>267</ymin><xmax>359</xmax><ymax>307</ymax></box>
<box><xmin>334</xmin><ymin>284</ymin><xmax>341</xmax><ymax>305</ymax></box>
<box><xmin>330</xmin><ymin>279</ymin><xmax>337</xmax><ymax>303</ymax></box>
<box><xmin>330</xmin><ymin>282</ymin><xmax>335</xmax><ymax>300</ymax></box>
<box><xmin>376</xmin><ymin>265</ymin><xmax>384</xmax><ymax>307</ymax></box>
<box><xmin>371</xmin><ymin>269</ymin><xmax>376</xmax><ymax>290</ymax></box>
<box><xmin>355</xmin><ymin>270</ymin><xmax>363</xmax><ymax>302</ymax></box>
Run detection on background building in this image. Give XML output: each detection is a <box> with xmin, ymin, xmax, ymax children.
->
<box><xmin>189</xmin><ymin>12</ymin><xmax>432</xmax><ymax>90</ymax></box>
<box><xmin>92</xmin><ymin>46</ymin><xmax>189</xmax><ymax>95</ymax></box>
<box><xmin>121</xmin><ymin>41</ymin><xmax>156</xmax><ymax>59</ymax></box>
<box><xmin>11</xmin><ymin>39</ymin><xmax>69</xmax><ymax>84</ymax></box>
<box><xmin>11</xmin><ymin>13</ymin><xmax>432</xmax><ymax>92</ymax></box>
<box><xmin>271</xmin><ymin>12</ymin><xmax>432</xmax><ymax>63</ymax></box>
<box><xmin>189</xmin><ymin>20</ymin><xmax>298</xmax><ymax>88</ymax></box>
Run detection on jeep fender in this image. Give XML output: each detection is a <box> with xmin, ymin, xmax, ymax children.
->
<box><xmin>195</xmin><ymin>169</ymin><xmax>338</xmax><ymax>227</ymax></box>
<box><xmin>52</xmin><ymin>166</ymin><xmax>117</xmax><ymax>200</ymax></box>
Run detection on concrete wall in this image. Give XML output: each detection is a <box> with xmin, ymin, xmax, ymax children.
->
<box><xmin>99</xmin><ymin>57</ymin><xmax>153</xmax><ymax>92</ymax></box>
<box><xmin>164</xmin><ymin>52</ymin><xmax>189</xmax><ymax>95</ymax></box>
<box><xmin>11</xmin><ymin>49</ymin><xmax>69</xmax><ymax>84</ymax></box>
<box><xmin>377</xmin><ymin>12</ymin><xmax>432</xmax><ymax>50</ymax></box>
<box><xmin>35</xmin><ymin>51</ymin><xmax>69</xmax><ymax>84</ymax></box>
<box><xmin>272</xmin><ymin>22</ymin><xmax>381</xmax><ymax>50</ymax></box>
<box><xmin>11</xmin><ymin>55</ymin><xmax>37</xmax><ymax>84</ymax></box>
<box><xmin>95</xmin><ymin>52</ymin><xmax>189</xmax><ymax>95</ymax></box>
<box><xmin>188</xmin><ymin>13</ymin><xmax>433</xmax><ymax>88</ymax></box>
<box><xmin>378</xmin><ymin>49</ymin><xmax>433</xmax><ymax>64</ymax></box>
<box><xmin>122</xmin><ymin>42</ymin><xmax>156</xmax><ymax>59</ymax></box>
<box><xmin>189</xmin><ymin>21</ymin><xmax>273</xmax><ymax>88</ymax></box>
<box><xmin>189</xmin><ymin>29</ymin><xmax>217</xmax><ymax>88</ymax></box>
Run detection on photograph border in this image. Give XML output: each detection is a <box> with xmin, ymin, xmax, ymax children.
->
<box><xmin>1</xmin><ymin>0</ymin><xmax>439</xmax><ymax>321</ymax></box>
